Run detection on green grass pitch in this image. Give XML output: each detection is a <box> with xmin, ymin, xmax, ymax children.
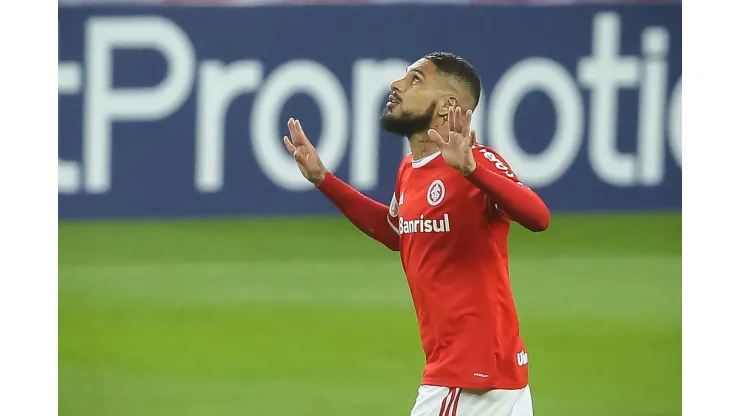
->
<box><xmin>59</xmin><ymin>213</ymin><xmax>681</xmax><ymax>415</ymax></box>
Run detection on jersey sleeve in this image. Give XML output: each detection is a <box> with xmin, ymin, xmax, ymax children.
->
<box><xmin>466</xmin><ymin>144</ymin><xmax>550</xmax><ymax>231</ymax></box>
<box><xmin>315</xmin><ymin>173</ymin><xmax>400</xmax><ymax>251</ymax></box>
<box><xmin>471</xmin><ymin>144</ymin><xmax>527</xmax><ymax>218</ymax></box>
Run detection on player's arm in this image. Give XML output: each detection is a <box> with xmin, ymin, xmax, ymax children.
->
<box><xmin>428</xmin><ymin>107</ymin><xmax>550</xmax><ymax>232</ymax></box>
<box><xmin>465</xmin><ymin>147</ymin><xmax>550</xmax><ymax>232</ymax></box>
<box><xmin>314</xmin><ymin>173</ymin><xmax>400</xmax><ymax>251</ymax></box>
<box><xmin>282</xmin><ymin>118</ymin><xmax>400</xmax><ymax>251</ymax></box>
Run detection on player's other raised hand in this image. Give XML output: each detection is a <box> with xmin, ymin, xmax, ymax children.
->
<box><xmin>283</xmin><ymin>118</ymin><xmax>328</xmax><ymax>185</ymax></box>
<box><xmin>427</xmin><ymin>106</ymin><xmax>478</xmax><ymax>175</ymax></box>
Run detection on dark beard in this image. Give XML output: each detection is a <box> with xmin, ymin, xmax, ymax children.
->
<box><xmin>380</xmin><ymin>102</ymin><xmax>436</xmax><ymax>138</ymax></box>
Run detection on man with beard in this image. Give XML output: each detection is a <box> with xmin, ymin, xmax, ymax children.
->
<box><xmin>282</xmin><ymin>52</ymin><xmax>550</xmax><ymax>416</ymax></box>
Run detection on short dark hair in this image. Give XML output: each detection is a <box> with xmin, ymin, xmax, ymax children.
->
<box><xmin>423</xmin><ymin>52</ymin><xmax>482</xmax><ymax>108</ymax></box>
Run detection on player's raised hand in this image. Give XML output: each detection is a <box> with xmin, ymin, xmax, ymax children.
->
<box><xmin>283</xmin><ymin>118</ymin><xmax>328</xmax><ymax>185</ymax></box>
<box><xmin>427</xmin><ymin>106</ymin><xmax>477</xmax><ymax>175</ymax></box>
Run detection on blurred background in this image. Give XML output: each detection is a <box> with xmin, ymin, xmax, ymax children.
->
<box><xmin>58</xmin><ymin>0</ymin><xmax>681</xmax><ymax>415</ymax></box>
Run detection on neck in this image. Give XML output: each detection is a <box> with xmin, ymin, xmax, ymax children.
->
<box><xmin>408</xmin><ymin>132</ymin><xmax>439</xmax><ymax>161</ymax></box>
<box><xmin>408</xmin><ymin>119</ymin><xmax>447</xmax><ymax>160</ymax></box>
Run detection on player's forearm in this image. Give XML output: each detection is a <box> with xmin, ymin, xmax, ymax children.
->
<box><xmin>315</xmin><ymin>173</ymin><xmax>400</xmax><ymax>251</ymax></box>
<box><xmin>465</xmin><ymin>165</ymin><xmax>550</xmax><ymax>232</ymax></box>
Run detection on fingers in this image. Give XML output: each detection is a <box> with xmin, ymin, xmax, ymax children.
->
<box><xmin>283</xmin><ymin>136</ymin><xmax>297</xmax><ymax>155</ymax></box>
<box><xmin>284</xmin><ymin>128</ymin><xmax>308</xmax><ymax>164</ymax></box>
<box><xmin>455</xmin><ymin>107</ymin><xmax>463</xmax><ymax>134</ymax></box>
<box><xmin>448</xmin><ymin>105</ymin><xmax>456</xmax><ymax>132</ymax></box>
<box><xmin>288</xmin><ymin>118</ymin><xmax>311</xmax><ymax>147</ymax></box>
<box><xmin>287</xmin><ymin>118</ymin><xmax>298</xmax><ymax>142</ymax></box>
<box><xmin>295</xmin><ymin>119</ymin><xmax>309</xmax><ymax>145</ymax></box>
<box><xmin>461</xmin><ymin>109</ymin><xmax>472</xmax><ymax>138</ymax></box>
<box><xmin>427</xmin><ymin>129</ymin><xmax>448</xmax><ymax>148</ymax></box>
<box><xmin>448</xmin><ymin>106</ymin><xmax>472</xmax><ymax>136</ymax></box>
<box><xmin>470</xmin><ymin>130</ymin><xmax>478</xmax><ymax>145</ymax></box>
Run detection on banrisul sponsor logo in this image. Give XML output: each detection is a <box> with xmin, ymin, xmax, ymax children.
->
<box><xmin>398</xmin><ymin>214</ymin><xmax>450</xmax><ymax>235</ymax></box>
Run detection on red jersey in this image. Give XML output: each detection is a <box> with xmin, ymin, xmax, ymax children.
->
<box><xmin>386</xmin><ymin>144</ymin><xmax>529</xmax><ymax>390</ymax></box>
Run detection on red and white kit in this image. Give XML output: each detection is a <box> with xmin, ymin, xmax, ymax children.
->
<box><xmin>317</xmin><ymin>144</ymin><xmax>549</xmax><ymax>416</ymax></box>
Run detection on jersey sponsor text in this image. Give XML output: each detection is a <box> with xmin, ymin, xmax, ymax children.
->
<box><xmin>398</xmin><ymin>214</ymin><xmax>450</xmax><ymax>235</ymax></box>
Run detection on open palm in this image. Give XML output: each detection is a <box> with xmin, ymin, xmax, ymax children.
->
<box><xmin>427</xmin><ymin>106</ymin><xmax>477</xmax><ymax>175</ymax></box>
<box><xmin>282</xmin><ymin>118</ymin><xmax>327</xmax><ymax>185</ymax></box>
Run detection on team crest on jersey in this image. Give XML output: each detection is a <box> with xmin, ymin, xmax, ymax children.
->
<box><xmin>426</xmin><ymin>180</ymin><xmax>446</xmax><ymax>206</ymax></box>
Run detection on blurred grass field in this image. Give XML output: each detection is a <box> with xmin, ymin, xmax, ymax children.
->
<box><xmin>59</xmin><ymin>213</ymin><xmax>681</xmax><ymax>416</ymax></box>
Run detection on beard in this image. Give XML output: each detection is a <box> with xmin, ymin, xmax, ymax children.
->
<box><xmin>380</xmin><ymin>102</ymin><xmax>436</xmax><ymax>138</ymax></box>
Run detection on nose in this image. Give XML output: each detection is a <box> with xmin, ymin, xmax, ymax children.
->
<box><xmin>391</xmin><ymin>79</ymin><xmax>403</xmax><ymax>93</ymax></box>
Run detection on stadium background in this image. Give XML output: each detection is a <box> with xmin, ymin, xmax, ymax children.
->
<box><xmin>58</xmin><ymin>0</ymin><xmax>681</xmax><ymax>414</ymax></box>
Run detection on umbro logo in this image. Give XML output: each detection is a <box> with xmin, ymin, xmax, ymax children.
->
<box><xmin>516</xmin><ymin>350</ymin><xmax>529</xmax><ymax>367</ymax></box>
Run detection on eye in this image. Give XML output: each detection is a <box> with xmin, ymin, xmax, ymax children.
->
<box><xmin>412</xmin><ymin>75</ymin><xmax>421</xmax><ymax>85</ymax></box>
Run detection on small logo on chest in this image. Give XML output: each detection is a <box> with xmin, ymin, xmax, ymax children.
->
<box><xmin>426</xmin><ymin>179</ymin><xmax>446</xmax><ymax>206</ymax></box>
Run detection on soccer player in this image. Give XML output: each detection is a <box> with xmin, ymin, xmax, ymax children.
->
<box><xmin>282</xmin><ymin>52</ymin><xmax>550</xmax><ymax>416</ymax></box>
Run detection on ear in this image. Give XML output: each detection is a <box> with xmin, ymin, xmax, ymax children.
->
<box><xmin>437</xmin><ymin>96</ymin><xmax>459</xmax><ymax>117</ymax></box>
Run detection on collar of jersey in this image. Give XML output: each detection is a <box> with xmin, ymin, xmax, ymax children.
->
<box><xmin>411</xmin><ymin>151</ymin><xmax>442</xmax><ymax>168</ymax></box>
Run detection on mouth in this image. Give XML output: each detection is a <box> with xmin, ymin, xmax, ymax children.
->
<box><xmin>386</xmin><ymin>93</ymin><xmax>401</xmax><ymax>110</ymax></box>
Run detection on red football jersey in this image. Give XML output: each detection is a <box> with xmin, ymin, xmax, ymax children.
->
<box><xmin>386</xmin><ymin>144</ymin><xmax>529</xmax><ymax>390</ymax></box>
